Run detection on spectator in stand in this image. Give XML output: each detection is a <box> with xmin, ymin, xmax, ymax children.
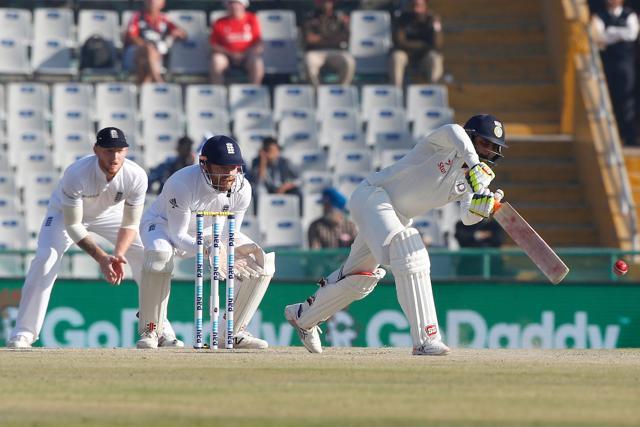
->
<box><xmin>124</xmin><ymin>0</ymin><xmax>187</xmax><ymax>83</ymax></box>
<box><xmin>308</xmin><ymin>187</ymin><xmax>357</xmax><ymax>249</ymax></box>
<box><xmin>390</xmin><ymin>0</ymin><xmax>443</xmax><ymax>87</ymax></box>
<box><xmin>454</xmin><ymin>218</ymin><xmax>505</xmax><ymax>277</ymax></box>
<box><xmin>147</xmin><ymin>136</ymin><xmax>196</xmax><ymax>195</ymax></box>
<box><xmin>302</xmin><ymin>0</ymin><xmax>356</xmax><ymax>86</ymax></box>
<box><xmin>249</xmin><ymin>137</ymin><xmax>302</xmax><ymax>201</ymax></box>
<box><xmin>209</xmin><ymin>0</ymin><xmax>264</xmax><ymax>84</ymax></box>
<box><xmin>592</xmin><ymin>0</ymin><xmax>639</xmax><ymax>145</ymax></box>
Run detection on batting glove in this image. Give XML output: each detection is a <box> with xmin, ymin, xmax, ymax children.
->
<box><xmin>469</xmin><ymin>188</ymin><xmax>496</xmax><ymax>218</ymax></box>
<box><xmin>466</xmin><ymin>162</ymin><xmax>495</xmax><ymax>193</ymax></box>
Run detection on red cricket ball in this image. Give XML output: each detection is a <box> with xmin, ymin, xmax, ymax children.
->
<box><xmin>613</xmin><ymin>259</ymin><xmax>628</xmax><ymax>276</ymax></box>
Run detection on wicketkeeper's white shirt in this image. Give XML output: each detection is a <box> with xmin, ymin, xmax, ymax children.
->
<box><xmin>49</xmin><ymin>155</ymin><xmax>147</xmax><ymax>219</ymax></box>
<box><xmin>142</xmin><ymin>164</ymin><xmax>251</xmax><ymax>256</ymax></box>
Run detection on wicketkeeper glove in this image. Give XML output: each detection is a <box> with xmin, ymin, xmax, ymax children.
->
<box><xmin>466</xmin><ymin>162</ymin><xmax>495</xmax><ymax>193</ymax></box>
<box><xmin>469</xmin><ymin>188</ymin><xmax>496</xmax><ymax>218</ymax></box>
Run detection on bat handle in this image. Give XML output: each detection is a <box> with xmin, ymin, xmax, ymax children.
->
<box><xmin>493</xmin><ymin>200</ymin><xmax>503</xmax><ymax>214</ymax></box>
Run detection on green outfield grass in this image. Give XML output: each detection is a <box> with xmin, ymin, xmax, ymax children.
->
<box><xmin>0</xmin><ymin>348</ymin><xmax>638</xmax><ymax>427</ymax></box>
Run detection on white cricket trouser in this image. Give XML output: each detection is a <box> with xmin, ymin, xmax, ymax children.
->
<box><xmin>11</xmin><ymin>208</ymin><xmax>144</xmax><ymax>343</ymax></box>
<box><xmin>342</xmin><ymin>181</ymin><xmax>411</xmax><ymax>274</ymax></box>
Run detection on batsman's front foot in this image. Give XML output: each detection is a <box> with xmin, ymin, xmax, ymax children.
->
<box><xmin>413</xmin><ymin>341</ymin><xmax>451</xmax><ymax>356</ymax></box>
<box><xmin>136</xmin><ymin>330</ymin><xmax>159</xmax><ymax>349</ymax></box>
<box><xmin>6</xmin><ymin>335</ymin><xmax>32</xmax><ymax>348</ymax></box>
<box><xmin>158</xmin><ymin>333</ymin><xmax>184</xmax><ymax>348</ymax></box>
<box><xmin>285</xmin><ymin>304</ymin><xmax>322</xmax><ymax>354</ymax></box>
<box><xmin>234</xmin><ymin>330</ymin><xmax>268</xmax><ymax>349</ymax></box>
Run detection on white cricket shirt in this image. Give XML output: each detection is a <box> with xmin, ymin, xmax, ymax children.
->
<box><xmin>50</xmin><ymin>155</ymin><xmax>147</xmax><ymax>220</ymax></box>
<box><xmin>366</xmin><ymin>124</ymin><xmax>484</xmax><ymax>224</ymax></box>
<box><xmin>142</xmin><ymin>164</ymin><xmax>251</xmax><ymax>255</ymax></box>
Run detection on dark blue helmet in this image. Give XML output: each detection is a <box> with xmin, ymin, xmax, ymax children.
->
<box><xmin>198</xmin><ymin>135</ymin><xmax>245</xmax><ymax>193</ymax></box>
<box><xmin>199</xmin><ymin>135</ymin><xmax>244</xmax><ymax>166</ymax></box>
<box><xmin>464</xmin><ymin>114</ymin><xmax>507</xmax><ymax>163</ymax></box>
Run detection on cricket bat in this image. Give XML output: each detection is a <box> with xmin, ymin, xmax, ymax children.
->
<box><xmin>493</xmin><ymin>201</ymin><xmax>570</xmax><ymax>284</ymax></box>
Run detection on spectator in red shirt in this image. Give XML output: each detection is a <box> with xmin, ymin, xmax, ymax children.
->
<box><xmin>210</xmin><ymin>0</ymin><xmax>264</xmax><ymax>84</ymax></box>
<box><xmin>124</xmin><ymin>0</ymin><xmax>187</xmax><ymax>83</ymax></box>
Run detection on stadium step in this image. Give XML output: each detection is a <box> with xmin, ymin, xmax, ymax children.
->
<box><xmin>622</xmin><ymin>148</ymin><xmax>640</xmax><ymax>228</ymax></box>
<box><xmin>504</xmin><ymin>136</ymin><xmax>574</xmax><ymax>159</ymax></box>
<box><xmin>495</xmin><ymin>185</ymin><xmax>582</xmax><ymax>204</ymax></box>
<box><xmin>431</xmin><ymin>0</ymin><xmax>542</xmax><ymax>21</ymax></box>
<box><xmin>445</xmin><ymin>55</ymin><xmax>554</xmax><ymax>84</ymax></box>
<box><xmin>448</xmin><ymin>83</ymin><xmax>559</xmax><ymax>111</ymax></box>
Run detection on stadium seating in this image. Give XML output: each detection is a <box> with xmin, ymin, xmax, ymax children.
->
<box><xmin>186</xmin><ymin>84</ymin><xmax>228</xmax><ymax>114</ymax></box>
<box><xmin>274</xmin><ymin>85</ymin><xmax>315</xmax><ymax>120</ymax></box>
<box><xmin>167</xmin><ymin>10</ymin><xmax>209</xmax><ymax>75</ymax></box>
<box><xmin>95</xmin><ymin>83</ymin><xmax>138</xmax><ymax>120</ymax></box>
<box><xmin>257</xmin><ymin>10</ymin><xmax>299</xmax><ymax>75</ymax></box>
<box><xmin>285</xmin><ymin>147</ymin><xmax>327</xmax><ymax>172</ymax></box>
<box><xmin>412</xmin><ymin>107</ymin><xmax>455</xmax><ymax>138</ymax></box>
<box><xmin>0</xmin><ymin>8</ymin><xmax>32</xmax><ymax>45</ymax></box>
<box><xmin>0</xmin><ymin>37</ymin><xmax>30</xmax><ymax>75</ymax></box>
<box><xmin>229</xmin><ymin>84</ymin><xmax>271</xmax><ymax>113</ymax></box>
<box><xmin>349</xmin><ymin>10</ymin><xmax>391</xmax><ymax>74</ymax></box>
<box><xmin>78</xmin><ymin>9</ymin><xmax>121</xmax><ymax>48</ymax></box>
<box><xmin>406</xmin><ymin>84</ymin><xmax>449</xmax><ymax>122</ymax></box>
<box><xmin>366</xmin><ymin>107</ymin><xmax>412</xmax><ymax>149</ymax></box>
<box><xmin>361</xmin><ymin>85</ymin><xmax>403</xmax><ymax>121</ymax></box>
<box><xmin>262</xmin><ymin>217</ymin><xmax>303</xmax><ymax>248</ymax></box>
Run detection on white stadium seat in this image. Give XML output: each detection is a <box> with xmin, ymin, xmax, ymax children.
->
<box><xmin>406</xmin><ymin>84</ymin><xmax>449</xmax><ymax>122</ymax></box>
<box><xmin>98</xmin><ymin>109</ymin><xmax>138</xmax><ymax>147</ymax></box>
<box><xmin>361</xmin><ymin>85</ymin><xmax>403</xmax><ymax>121</ymax></box>
<box><xmin>233</xmin><ymin>108</ymin><xmax>274</xmax><ymax>134</ymax></box>
<box><xmin>320</xmin><ymin>107</ymin><xmax>362</xmax><ymax>148</ymax></box>
<box><xmin>412</xmin><ymin>107</ymin><xmax>455</xmax><ymax>138</ymax></box>
<box><xmin>349</xmin><ymin>10</ymin><xmax>392</xmax><ymax>74</ymax></box>
<box><xmin>7</xmin><ymin>130</ymin><xmax>49</xmax><ymax>167</ymax></box>
<box><xmin>140</xmin><ymin>83</ymin><xmax>183</xmax><ymax>117</ymax></box>
<box><xmin>278</xmin><ymin>109</ymin><xmax>318</xmax><ymax>149</ymax></box>
<box><xmin>31</xmin><ymin>37</ymin><xmax>77</xmax><ymax>76</ymax></box>
<box><xmin>187</xmin><ymin>108</ymin><xmax>230</xmax><ymax>142</ymax></box>
<box><xmin>229</xmin><ymin>84</ymin><xmax>271</xmax><ymax>114</ymax></box>
<box><xmin>285</xmin><ymin>148</ymin><xmax>327</xmax><ymax>172</ymax></box>
<box><xmin>0</xmin><ymin>216</ymin><xmax>28</xmax><ymax>249</ymax></box>
<box><xmin>0</xmin><ymin>37</ymin><xmax>30</xmax><ymax>76</ymax></box>
<box><xmin>274</xmin><ymin>85</ymin><xmax>315</xmax><ymax>120</ymax></box>
<box><xmin>144</xmin><ymin>131</ymin><xmax>183</xmax><ymax>167</ymax></box>
<box><xmin>78</xmin><ymin>9</ymin><xmax>121</xmax><ymax>47</ymax></box>
<box><xmin>236</xmin><ymin>130</ymin><xmax>275</xmax><ymax>163</ymax></box>
<box><xmin>0</xmin><ymin>172</ymin><xmax>17</xmax><ymax>195</ymax></box>
<box><xmin>317</xmin><ymin>85</ymin><xmax>359</xmax><ymax>120</ymax></box>
<box><xmin>333</xmin><ymin>148</ymin><xmax>373</xmax><ymax>174</ymax></box>
<box><xmin>53</xmin><ymin>83</ymin><xmax>94</xmax><ymax>116</ymax></box>
<box><xmin>377</xmin><ymin>148</ymin><xmax>409</xmax><ymax>169</ymax></box>
<box><xmin>167</xmin><ymin>10</ymin><xmax>210</xmax><ymax>75</ymax></box>
<box><xmin>0</xmin><ymin>8</ymin><xmax>32</xmax><ymax>45</ymax></box>
<box><xmin>301</xmin><ymin>171</ymin><xmax>332</xmax><ymax>194</ymax></box>
<box><xmin>240</xmin><ymin>215</ymin><xmax>261</xmax><ymax>244</ymax></box>
<box><xmin>257</xmin><ymin>10</ymin><xmax>299</xmax><ymax>74</ymax></box>
<box><xmin>186</xmin><ymin>85</ymin><xmax>228</xmax><ymax>114</ymax></box>
<box><xmin>258</xmin><ymin>194</ymin><xmax>300</xmax><ymax>222</ymax></box>
<box><xmin>366</xmin><ymin>107</ymin><xmax>413</xmax><ymax>149</ymax></box>
<box><xmin>7</xmin><ymin>83</ymin><xmax>50</xmax><ymax>113</ymax></box>
<box><xmin>335</xmin><ymin>172</ymin><xmax>367</xmax><ymax>198</ymax></box>
<box><xmin>33</xmin><ymin>8</ymin><xmax>73</xmax><ymax>42</ymax></box>
<box><xmin>262</xmin><ymin>217</ymin><xmax>303</xmax><ymax>248</ymax></box>
<box><xmin>0</xmin><ymin>195</ymin><xmax>20</xmax><ymax>216</ymax></box>
<box><xmin>7</xmin><ymin>109</ymin><xmax>48</xmax><ymax>141</ymax></box>
<box><xmin>95</xmin><ymin>83</ymin><xmax>138</xmax><ymax>119</ymax></box>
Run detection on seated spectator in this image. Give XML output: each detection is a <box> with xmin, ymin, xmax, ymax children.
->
<box><xmin>148</xmin><ymin>136</ymin><xmax>196</xmax><ymax>194</ymax></box>
<box><xmin>454</xmin><ymin>218</ymin><xmax>505</xmax><ymax>277</ymax></box>
<box><xmin>249</xmin><ymin>137</ymin><xmax>302</xmax><ymax>199</ymax></box>
<box><xmin>123</xmin><ymin>0</ymin><xmax>187</xmax><ymax>83</ymax></box>
<box><xmin>308</xmin><ymin>187</ymin><xmax>357</xmax><ymax>249</ymax></box>
<box><xmin>210</xmin><ymin>0</ymin><xmax>264</xmax><ymax>84</ymax></box>
<box><xmin>302</xmin><ymin>0</ymin><xmax>355</xmax><ymax>86</ymax></box>
<box><xmin>390</xmin><ymin>0</ymin><xmax>443</xmax><ymax>87</ymax></box>
<box><xmin>591</xmin><ymin>0</ymin><xmax>639</xmax><ymax>146</ymax></box>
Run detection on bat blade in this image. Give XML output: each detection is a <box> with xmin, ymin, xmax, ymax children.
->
<box><xmin>493</xmin><ymin>202</ymin><xmax>569</xmax><ymax>284</ymax></box>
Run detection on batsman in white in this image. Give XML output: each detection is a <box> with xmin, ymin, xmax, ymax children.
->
<box><xmin>7</xmin><ymin>128</ymin><xmax>180</xmax><ymax>348</ymax></box>
<box><xmin>285</xmin><ymin>114</ymin><xmax>508</xmax><ymax>355</ymax></box>
<box><xmin>137</xmin><ymin>135</ymin><xmax>274</xmax><ymax>349</ymax></box>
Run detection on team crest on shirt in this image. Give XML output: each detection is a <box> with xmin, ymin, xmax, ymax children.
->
<box><xmin>169</xmin><ymin>198</ymin><xmax>178</xmax><ymax>209</ymax></box>
<box><xmin>114</xmin><ymin>192</ymin><xmax>123</xmax><ymax>203</ymax></box>
<box><xmin>454</xmin><ymin>180</ymin><xmax>467</xmax><ymax>194</ymax></box>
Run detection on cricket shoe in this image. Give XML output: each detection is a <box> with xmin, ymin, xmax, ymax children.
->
<box><xmin>234</xmin><ymin>330</ymin><xmax>268</xmax><ymax>349</ymax></box>
<box><xmin>6</xmin><ymin>335</ymin><xmax>32</xmax><ymax>348</ymax></box>
<box><xmin>136</xmin><ymin>330</ymin><xmax>159</xmax><ymax>349</ymax></box>
<box><xmin>158</xmin><ymin>334</ymin><xmax>184</xmax><ymax>348</ymax></box>
<box><xmin>284</xmin><ymin>304</ymin><xmax>322</xmax><ymax>354</ymax></box>
<box><xmin>413</xmin><ymin>341</ymin><xmax>451</xmax><ymax>356</ymax></box>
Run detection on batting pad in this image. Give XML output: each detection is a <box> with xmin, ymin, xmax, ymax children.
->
<box><xmin>229</xmin><ymin>252</ymin><xmax>275</xmax><ymax>333</ymax></box>
<box><xmin>389</xmin><ymin>228</ymin><xmax>442</xmax><ymax>347</ymax></box>
<box><xmin>138</xmin><ymin>250</ymin><xmax>173</xmax><ymax>335</ymax></box>
<box><xmin>297</xmin><ymin>268</ymin><xmax>386</xmax><ymax>330</ymax></box>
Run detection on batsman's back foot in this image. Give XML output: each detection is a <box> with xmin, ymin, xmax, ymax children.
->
<box><xmin>285</xmin><ymin>304</ymin><xmax>323</xmax><ymax>354</ymax></box>
<box><xmin>6</xmin><ymin>335</ymin><xmax>32</xmax><ymax>348</ymax></box>
<box><xmin>413</xmin><ymin>341</ymin><xmax>451</xmax><ymax>356</ymax></box>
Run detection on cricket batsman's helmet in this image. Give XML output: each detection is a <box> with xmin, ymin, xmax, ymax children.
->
<box><xmin>464</xmin><ymin>114</ymin><xmax>508</xmax><ymax>163</ymax></box>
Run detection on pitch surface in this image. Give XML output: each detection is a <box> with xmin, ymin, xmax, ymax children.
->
<box><xmin>1</xmin><ymin>348</ymin><xmax>638</xmax><ymax>426</ymax></box>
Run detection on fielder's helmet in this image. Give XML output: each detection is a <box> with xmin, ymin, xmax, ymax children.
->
<box><xmin>464</xmin><ymin>114</ymin><xmax>507</xmax><ymax>163</ymax></box>
<box><xmin>199</xmin><ymin>135</ymin><xmax>244</xmax><ymax>166</ymax></box>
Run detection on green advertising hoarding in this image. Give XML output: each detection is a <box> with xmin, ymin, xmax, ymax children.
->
<box><xmin>0</xmin><ymin>279</ymin><xmax>638</xmax><ymax>348</ymax></box>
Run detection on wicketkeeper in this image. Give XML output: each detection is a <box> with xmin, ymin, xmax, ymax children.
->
<box><xmin>137</xmin><ymin>135</ymin><xmax>274</xmax><ymax>349</ymax></box>
<box><xmin>285</xmin><ymin>114</ymin><xmax>508</xmax><ymax>355</ymax></box>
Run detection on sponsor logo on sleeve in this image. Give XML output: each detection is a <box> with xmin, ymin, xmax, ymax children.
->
<box><xmin>169</xmin><ymin>198</ymin><xmax>178</xmax><ymax>209</ymax></box>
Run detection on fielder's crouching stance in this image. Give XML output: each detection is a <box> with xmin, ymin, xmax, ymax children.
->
<box><xmin>286</xmin><ymin>114</ymin><xmax>508</xmax><ymax>355</ymax></box>
<box><xmin>137</xmin><ymin>135</ymin><xmax>274</xmax><ymax>349</ymax></box>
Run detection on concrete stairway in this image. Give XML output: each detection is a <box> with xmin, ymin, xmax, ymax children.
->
<box><xmin>430</xmin><ymin>0</ymin><xmax>598</xmax><ymax>246</ymax></box>
<box><xmin>622</xmin><ymin>149</ymin><xmax>640</xmax><ymax>224</ymax></box>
